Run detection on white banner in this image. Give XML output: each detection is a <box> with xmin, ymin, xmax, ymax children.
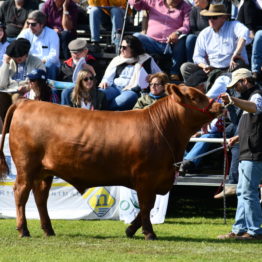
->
<box><xmin>0</xmin><ymin>135</ymin><xmax>169</xmax><ymax>224</ymax></box>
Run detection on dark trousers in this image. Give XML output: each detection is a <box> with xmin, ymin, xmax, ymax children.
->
<box><xmin>59</xmin><ymin>31</ymin><xmax>77</xmax><ymax>60</ymax></box>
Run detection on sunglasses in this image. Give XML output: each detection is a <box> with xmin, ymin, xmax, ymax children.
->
<box><xmin>149</xmin><ymin>83</ymin><xmax>162</xmax><ymax>87</ymax></box>
<box><xmin>120</xmin><ymin>45</ymin><xmax>128</xmax><ymax>50</ymax></box>
<box><xmin>207</xmin><ymin>16</ymin><xmax>220</xmax><ymax>20</ymax></box>
<box><xmin>27</xmin><ymin>22</ymin><xmax>38</xmax><ymax>27</ymax></box>
<box><xmin>29</xmin><ymin>79</ymin><xmax>37</xmax><ymax>82</ymax></box>
<box><xmin>83</xmin><ymin>76</ymin><xmax>94</xmax><ymax>81</ymax></box>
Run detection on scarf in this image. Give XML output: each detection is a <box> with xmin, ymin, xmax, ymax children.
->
<box><xmin>149</xmin><ymin>93</ymin><xmax>166</xmax><ymax>100</ymax></box>
<box><xmin>103</xmin><ymin>53</ymin><xmax>152</xmax><ymax>90</ymax></box>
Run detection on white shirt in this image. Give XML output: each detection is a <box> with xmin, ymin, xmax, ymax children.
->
<box><xmin>0</xmin><ymin>41</ymin><xmax>9</xmax><ymax>66</ymax></box>
<box><xmin>18</xmin><ymin>26</ymin><xmax>60</xmax><ymax>66</ymax></box>
<box><xmin>247</xmin><ymin>93</ymin><xmax>262</xmax><ymax>114</ymax></box>
<box><xmin>193</xmin><ymin>21</ymin><xmax>250</xmax><ymax>68</ymax></box>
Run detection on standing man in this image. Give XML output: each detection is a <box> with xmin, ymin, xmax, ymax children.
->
<box><xmin>218</xmin><ymin>68</ymin><xmax>262</xmax><ymax>240</ymax></box>
<box><xmin>128</xmin><ymin>0</ymin><xmax>191</xmax><ymax>81</ymax></box>
<box><xmin>18</xmin><ymin>10</ymin><xmax>60</xmax><ymax>80</ymax></box>
<box><xmin>180</xmin><ymin>4</ymin><xmax>250</xmax><ymax>90</ymax></box>
<box><xmin>41</xmin><ymin>0</ymin><xmax>78</xmax><ymax>59</ymax></box>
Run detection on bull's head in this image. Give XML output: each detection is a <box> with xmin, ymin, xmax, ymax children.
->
<box><xmin>165</xmin><ymin>83</ymin><xmax>224</xmax><ymax>118</ymax></box>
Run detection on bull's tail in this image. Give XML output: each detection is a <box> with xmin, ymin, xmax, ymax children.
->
<box><xmin>0</xmin><ymin>103</ymin><xmax>17</xmax><ymax>180</ymax></box>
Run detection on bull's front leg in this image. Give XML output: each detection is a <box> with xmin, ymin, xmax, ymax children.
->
<box><xmin>136</xmin><ymin>188</ymin><xmax>157</xmax><ymax>240</ymax></box>
<box><xmin>13</xmin><ymin>179</ymin><xmax>32</xmax><ymax>237</ymax></box>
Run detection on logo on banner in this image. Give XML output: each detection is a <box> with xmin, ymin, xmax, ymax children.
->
<box><xmin>83</xmin><ymin>187</ymin><xmax>116</xmax><ymax>217</ymax></box>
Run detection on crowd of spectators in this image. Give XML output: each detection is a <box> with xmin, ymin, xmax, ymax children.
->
<box><xmin>0</xmin><ymin>0</ymin><xmax>261</xmax><ymax>139</ymax></box>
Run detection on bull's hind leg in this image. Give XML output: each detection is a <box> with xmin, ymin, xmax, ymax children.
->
<box><xmin>13</xmin><ymin>176</ymin><xmax>32</xmax><ymax>237</ymax></box>
<box><xmin>125</xmin><ymin>212</ymin><xmax>141</xmax><ymax>238</ymax></box>
<box><xmin>32</xmin><ymin>176</ymin><xmax>55</xmax><ymax>236</ymax></box>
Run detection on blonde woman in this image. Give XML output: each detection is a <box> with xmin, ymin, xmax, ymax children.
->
<box><xmin>64</xmin><ymin>68</ymin><xmax>107</xmax><ymax>110</ymax></box>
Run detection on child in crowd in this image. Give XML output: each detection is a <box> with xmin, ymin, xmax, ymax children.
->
<box><xmin>24</xmin><ymin>69</ymin><xmax>59</xmax><ymax>103</ymax></box>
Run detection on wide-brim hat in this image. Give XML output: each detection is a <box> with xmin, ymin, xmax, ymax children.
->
<box><xmin>227</xmin><ymin>68</ymin><xmax>252</xmax><ymax>88</ymax></box>
<box><xmin>200</xmin><ymin>4</ymin><xmax>230</xmax><ymax>16</ymax></box>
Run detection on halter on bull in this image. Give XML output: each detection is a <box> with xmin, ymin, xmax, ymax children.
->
<box><xmin>0</xmin><ymin>84</ymin><xmax>223</xmax><ymax>240</ymax></box>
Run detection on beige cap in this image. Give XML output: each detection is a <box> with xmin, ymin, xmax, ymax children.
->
<box><xmin>227</xmin><ymin>68</ymin><xmax>253</xmax><ymax>88</ymax></box>
<box><xmin>68</xmin><ymin>39</ymin><xmax>87</xmax><ymax>52</ymax></box>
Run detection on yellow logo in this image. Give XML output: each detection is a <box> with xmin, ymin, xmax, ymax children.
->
<box><xmin>83</xmin><ymin>187</ymin><xmax>116</xmax><ymax>217</ymax></box>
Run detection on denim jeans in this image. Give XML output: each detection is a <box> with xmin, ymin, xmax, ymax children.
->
<box><xmin>89</xmin><ymin>7</ymin><xmax>124</xmax><ymax>45</ymax></box>
<box><xmin>185</xmin><ymin>34</ymin><xmax>197</xmax><ymax>63</ymax></box>
<box><xmin>232</xmin><ymin>160</ymin><xmax>262</xmax><ymax>236</ymax></box>
<box><xmin>184</xmin><ymin>122</ymin><xmax>239</xmax><ymax>184</ymax></box>
<box><xmin>59</xmin><ymin>31</ymin><xmax>77</xmax><ymax>59</ymax></box>
<box><xmin>45</xmin><ymin>61</ymin><xmax>59</xmax><ymax>80</ymax></box>
<box><xmin>133</xmin><ymin>33</ymin><xmax>186</xmax><ymax>75</ymax></box>
<box><xmin>100</xmin><ymin>86</ymin><xmax>138</xmax><ymax>110</ymax></box>
<box><xmin>251</xmin><ymin>30</ymin><xmax>262</xmax><ymax>73</ymax></box>
<box><xmin>184</xmin><ymin>132</ymin><xmax>220</xmax><ymax>167</ymax></box>
<box><xmin>61</xmin><ymin>87</ymin><xmax>73</xmax><ymax>106</ymax></box>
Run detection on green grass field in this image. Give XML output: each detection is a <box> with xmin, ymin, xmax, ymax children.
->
<box><xmin>1</xmin><ymin>186</ymin><xmax>261</xmax><ymax>262</ymax></box>
<box><xmin>1</xmin><ymin>217</ymin><xmax>262</xmax><ymax>262</ymax></box>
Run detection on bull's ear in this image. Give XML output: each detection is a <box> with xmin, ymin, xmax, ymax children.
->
<box><xmin>165</xmin><ymin>83</ymin><xmax>184</xmax><ymax>102</ymax></box>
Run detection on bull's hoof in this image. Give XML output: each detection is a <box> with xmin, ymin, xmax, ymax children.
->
<box><xmin>17</xmin><ymin>228</ymin><xmax>30</xmax><ymax>238</ymax></box>
<box><xmin>45</xmin><ymin>230</ymin><xmax>56</xmax><ymax>237</ymax></box>
<box><xmin>145</xmin><ymin>233</ymin><xmax>157</xmax><ymax>240</ymax></box>
<box><xmin>125</xmin><ymin>226</ymin><xmax>136</xmax><ymax>238</ymax></box>
<box><xmin>42</xmin><ymin>225</ymin><xmax>56</xmax><ymax>236</ymax></box>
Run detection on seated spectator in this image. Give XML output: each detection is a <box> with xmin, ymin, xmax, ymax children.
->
<box><xmin>251</xmin><ymin>31</ymin><xmax>262</xmax><ymax>82</ymax></box>
<box><xmin>179</xmin><ymin>73</ymin><xmax>231</xmax><ymax>175</ymax></box>
<box><xmin>0</xmin><ymin>38</ymin><xmax>45</xmax><ymax>122</ymax></box>
<box><xmin>180</xmin><ymin>4</ymin><xmax>250</xmax><ymax>91</ymax></box>
<box><xmin>237</xmin><ymin>0</ymin><xmax>262</xmax><ymax>39</ymax></box>
<box><xmin>179</xmin><ymin>69</ymin><xmax>250</xmax><ymax>198</ymax></box>
<box><xmin>0</xmin><ymin>0</ymin><xmax>38</xmax><ymax>42</ymax></box>
<box><xmin>133</xmin><ymin>72</ymin><xmax>169</xmax><ymax>109</ymax></box>
<box><xmin>18</xmin><ymin>10</ymin><xmax>60</xmax><ymax>80</ymax></box>
<box><xmin>0</xmin><ymin>22</ymin><xmax>9</xmax><ymax>66</ymax></box>
<box><xmin>41</xmin><ymin>0</ymin><xmax>78</xmax><ymax>59</ymax></box>
<box><xmin>185</xmin><ymin>0</ymin><xmax>209</xmax><ymax>62</ymax></box>
<box><xmin>0</xmin><ymin>38</ymin><xmax>45</xmax><ymax>92</ymax></box>
<box><xmin>62</xmin><ymin>68</ymin><xmax>107</xmax><ymax>109</ymax></box>
<box><xmin>99</xmin><ymin>35</ymin><xmax>161</xmax><ymax>111</ymax></box>
<box><xmin>24</xmin><ymin>69</ymin><xmax>59</xmax><ymax>103</ymax></box>
<box><xmin>237</xmin><ymin>0</ymin><xmax>262</xmax><ymax>81</ymax></box>
<box><xmin>60</xmin><ymin>39</ymin><xmax>96</xmax><ymax>104</ymax></box>
<box><xmin>59</xmin><ymin>38</ymin><xmax>96</xmax><ymax>82</ymax></box>
<box><xmin>129</xmin><ymin>0</ymin><xmax>191</xmax><ymax>81</ymax></box>
<box><xmin>88</xmin><ymin>0</ymin><xmax>126</xmax><ymax>54</ymax></box>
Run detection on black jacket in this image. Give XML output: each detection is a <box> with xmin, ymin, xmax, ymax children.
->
<box><xmin>238</xmin><ymin>86</ymin><xmax>262</xmax><ymax>161</ymax></box>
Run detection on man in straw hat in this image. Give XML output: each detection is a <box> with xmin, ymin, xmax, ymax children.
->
<box><xmin>218</xmin><ymin>68</ymin><xmax>262</xmax><ymax>240</ymax></box>
<box><xmin>180</xmin><ymin>4</ymin><xmax>251</xmax><ymax>91</ymax></box>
